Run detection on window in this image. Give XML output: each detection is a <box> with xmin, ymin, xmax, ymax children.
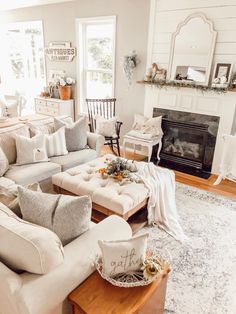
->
<box><xmin>77</xmin><ymin>16</ymin><xmax>116</xmax><ymax>112</ymax></box>
<box><xmin>0</xmin><ymin>21</ymin><xmax>46</xmax><ymax>114</ymax></box>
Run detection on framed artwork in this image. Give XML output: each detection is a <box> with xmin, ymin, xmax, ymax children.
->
<box><xmin>212</xmin><ymin>62</ymin><xmax>233</xmax><ymax>87</ymax></box>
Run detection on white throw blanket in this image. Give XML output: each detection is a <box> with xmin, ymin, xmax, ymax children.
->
<box><xmin>137</xmin><ymin>162</ymin><xmax>187</xmax><ymax>242</ymax></box>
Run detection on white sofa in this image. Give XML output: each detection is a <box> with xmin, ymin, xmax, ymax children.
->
<box><xmin>0</xmin><ymin>215</ymin><xmax>132</xmax><ymax>314</ymax></box>
<box><xmin>0</xmin><ymin>116</ymin><xmax>105</xmax><ymax>191</ymax></box>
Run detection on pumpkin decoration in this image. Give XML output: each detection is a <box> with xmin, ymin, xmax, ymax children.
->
<box><xmin>98</xmin><ymin>157</ymin><xmax>140</xmax><ymax>183</ymax></box>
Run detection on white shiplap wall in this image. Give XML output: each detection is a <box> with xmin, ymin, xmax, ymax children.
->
<box><xmin>148</xmin><ymin>0</ymin><xmax>236</xmax><ymax>74</ymax></box>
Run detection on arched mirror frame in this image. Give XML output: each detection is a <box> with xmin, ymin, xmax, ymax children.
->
<box><xmin>167</xmin><ymin>12</ymin><xmax>217</xmax><ymax>86</ymax></box>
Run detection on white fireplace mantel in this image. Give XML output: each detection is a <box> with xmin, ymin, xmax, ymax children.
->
<box><xmin>144</xmin><ymin>86</ymin><xmax>236</xmax><ymax>174</ymax></box>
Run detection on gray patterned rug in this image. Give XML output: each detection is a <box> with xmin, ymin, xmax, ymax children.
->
<box><xmin>140</xmin><ymin>183</ymin><xmax>236</xmax><ymax>314</ymax></box>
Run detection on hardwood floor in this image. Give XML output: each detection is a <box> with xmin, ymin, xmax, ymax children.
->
<box><xmin>102</xmin><ymin>147</ymin><xmax>236</xmax><ymax>200</ymax></box>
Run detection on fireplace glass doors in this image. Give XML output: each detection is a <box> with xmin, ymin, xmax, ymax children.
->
<box><xmin>153</xmin><ymin>109</ymin><xmax>220</xmax><ymax>178</ymax></box>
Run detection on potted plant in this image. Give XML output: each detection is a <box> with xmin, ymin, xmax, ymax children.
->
<box><xmin>57</xmin><ymin>76</ymin><xmax>75</xmax><ymax>100</ymax></box>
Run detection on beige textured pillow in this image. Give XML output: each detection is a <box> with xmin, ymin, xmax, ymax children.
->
<box><xmin>0</xmin><ymin>208</ymin><xmax>64</xmax><ymax>274</ymax></box>
<box><xmin>143</xmin><ymin>116</ymin><xmax>163</xmax><ymax>135</ymax></box>
<box><xmin>16</xmin><ymin>134</ymin><xmax>48</xmax><ymax>165</ymax></box>
<box><xmin>0</xmin><ymin>182</ymin><xmax>41</xmax><ymax>217</ymax></box>
<box><xmin>54</xmin><ymin>116</ymin><xmax>87</xmax><ymax>151</ymax></box>
<box><xmin>95</xmin><ymin>115</ymin><xmax>117</xmax><ymax>137</ymax></box>
<box><xmin>0</xmin><ymin>147</ymin><xmax>9</xmax><ymax>176</ymax></box>
<box><xmin>18</xmin><ymin>186</ymin><xmax>92</xmax><ymax>245</ymax></box>
<box><xmin>0</xmin><ymin>124</ymin><xmax>30</xmax><ymax>164</ymax></box>
<box><xmin>131</xmin><ymin>114</ymin><xmax>163</xmax><ymax>137</ymax></box>
<box><xmin>132</xmin><ymin>113</ymin><xmax>148</xmax><ymax>130</ymax></box>
<box><xmin>98</xmin><ymin>233</ymin><xmax>148</xmax><ymax>277</ymax></box>
<box><xmin>27</xmin><ymin>116</ymin><xmax>73</xmax><ymax>137</ymax></box>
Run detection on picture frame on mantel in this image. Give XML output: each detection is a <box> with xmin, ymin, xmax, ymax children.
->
<box><xmin>211</xmin><ymin>62</ymin><xmax>233</xmax><ymax>88</ymax></box>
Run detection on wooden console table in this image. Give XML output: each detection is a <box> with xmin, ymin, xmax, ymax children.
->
<box><xmin>68</xmin><ymin>266</ymin><xmax>170</xmax><ymax>314</ymax></box>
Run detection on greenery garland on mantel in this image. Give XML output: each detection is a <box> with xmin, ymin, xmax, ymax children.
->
<box><xmin>137</xmin><ymin>80</ymin><xmax>236</xmax><ymax>94</ymax></box>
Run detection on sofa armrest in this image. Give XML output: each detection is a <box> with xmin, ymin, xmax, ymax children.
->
<box><xmin>0</xmin><ymin>262</ymin><xmax>27</xmax><ymax>314</ymax></box>
<box><xmin>87</xmin><ymin>132</ymin><xmax>105</xmax><ymax>156</ymax></box>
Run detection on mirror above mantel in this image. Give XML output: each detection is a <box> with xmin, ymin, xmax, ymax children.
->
<box><xmin>167</xmin><ymin>13</ymin><xmax>217</xmax><ymax>86</ymax></box>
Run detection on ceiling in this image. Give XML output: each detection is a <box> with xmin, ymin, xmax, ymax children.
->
<box><xmin>0</xmin><ymin>0</ymin><xmax>74</xmax><ymax>11</ymax></box>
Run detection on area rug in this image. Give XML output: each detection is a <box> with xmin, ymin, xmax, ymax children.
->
<box><xmin>140</xmin><ymin>183</ymin><xmax>236</xmax><ymax>314</ymax></box>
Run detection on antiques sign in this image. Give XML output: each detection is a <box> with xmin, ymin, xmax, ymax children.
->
<box><xmin>45</xmin><ymin>42</ymin><xmax>76</xmax><ymax>62</ymax></box>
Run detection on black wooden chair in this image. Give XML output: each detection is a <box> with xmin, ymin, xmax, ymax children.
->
<box><xmin>85</xmin><ymin>98</ymin><xmax>122</xmax><ymax>156</ymax></box>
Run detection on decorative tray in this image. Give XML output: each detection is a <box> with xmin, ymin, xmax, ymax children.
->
<box><xmin>95</xmin><ymin>255</ymin><xmax>170</xmax><ymax>288</ymax></box>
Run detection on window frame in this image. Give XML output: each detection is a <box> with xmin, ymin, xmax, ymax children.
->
<box><xmin>76</xmin><ymin>16</ymin><xmax>116</xmax><ymax>113</ymax></box>
<box><xmin>0</xmin><ymin>20</ymin><xmax>46</xmax><ymax>114</ymax></box>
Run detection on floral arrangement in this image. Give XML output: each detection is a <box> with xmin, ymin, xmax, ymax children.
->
<box><xmin>122</xmin><ymin>50</ymin><xmax>140</xmax><ymax>85</ymax></box>
<box><xmin>98</xmin><ymin>157</ymin><xmax>138</xmax><ymax>182</ymax></box>
<box><xmin>50</xmin><ymin>76</ymin><xmax>75</xmax><ymax>87</ymax></box>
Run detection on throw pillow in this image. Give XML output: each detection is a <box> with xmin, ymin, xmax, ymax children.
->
<box><xmin>15</xmin><ymin>134</ymin><xmax>48</xmax><ymax>165</ymax></box>
<box><xmin>54</xmin><ymin>116</ymin><xmax>87</xmax><ymax>151</ymax></box>
<box><xmin>18</xmin><ymin>186</ymin><xmax>92</xmax><ymax>245</ymax></box>
<box><xmin>95</xmin><ymin>115</ymin><xmax>117</xmax><ymax>137</ymax></box>
<box><xmin>0</xmin><ymin>147</ymin><xmax>9</xmax><ymax>176</ymax></box>
<box><xmin>0</xmin><ymin>209</ymin><xmax>64</xmax><ymax>274</ymax></box>
<box><xmin>45</xmin><ymin>127</ymin><xmax>68</xmax><ymax>157</ymax></box>
<box><xmin>131</xmin><ymin>114</ymin><xmax>163</xmax><ymax>137</ymax></box>
<box><xmin>0</xmin><ymin>124</ymin><xmax>30</xmax><ymax>164</ymax></box>
<box><xmin>28</xmin><ymin>116</ymin><xmax>73</xmax><ymax>137</ymax></box>
<box><xmin>132</xmin><ymin>113</ymin><xmax>148</xmax><ymax>131</ymax></box>
<box><xmin>142</xmin><ymin>116</ymin><xmax>163</xmax><ymax>137</ymax></box>
<box><xmin>0</xmin><ymin>182</ymin><xmax>42</xmax><ymax>218</ymax></box>
<box><xmin>98</xmin><ymin>233</ymin><xmax>148</xmax><ymax>277</ymax></box>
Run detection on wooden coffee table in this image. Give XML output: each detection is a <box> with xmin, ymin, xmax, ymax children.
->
<box><xmin>68</xmin><ymin>266</ymin><xmax>170</xmax><ymax>314</ymax></box>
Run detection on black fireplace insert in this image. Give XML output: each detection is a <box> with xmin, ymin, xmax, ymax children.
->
<box><xmin>152</xmin><ymin>109</ymin><xmax>220</xmax><ymax>178</ymax></box>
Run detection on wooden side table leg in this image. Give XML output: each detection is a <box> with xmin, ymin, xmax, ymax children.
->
<box><xmin>157</xmin><ymin>140</ymin><xmax>162</xmax><ymax>161</ymax></box>
<box><xmin>134</xmin><ymin>143</ymin><xmax>136</xmax><ymax>156</ymax></box>
<box><xmin>147</xmin><ymin>144</ymin><xmax>152</xmax><ymax>162</ymax></box>
<box><xmin>123</xmin><ymin>139</ymin><xmax>127</xmax><ymax>159</ymax></box>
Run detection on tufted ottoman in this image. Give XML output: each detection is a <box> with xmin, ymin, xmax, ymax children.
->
<box><xmin>52</xmin><ymin>155</ymin><xmax>149</xmax><ymax>226</ymax></box>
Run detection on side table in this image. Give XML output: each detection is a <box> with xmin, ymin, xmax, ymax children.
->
<box><xmin>123</xmin><ymin>135</ymin><xmax>162</xmax><ymax>162</ymax></box>
<box><xmin>68</xmin><ymin>265</ymin><xmax>170</xmax><ymax>314</ymax></box>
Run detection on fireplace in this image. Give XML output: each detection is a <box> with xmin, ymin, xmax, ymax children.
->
<box><xmin>153</xmin><ymin>109</ymin><xmax>220</xmax><ymax>178</ymax></box>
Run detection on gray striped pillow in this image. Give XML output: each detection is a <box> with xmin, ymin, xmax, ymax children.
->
<box><xmin>45</xmin><ymin>127</ymin><xmax>68</xmax><ymax>157</ymax></box>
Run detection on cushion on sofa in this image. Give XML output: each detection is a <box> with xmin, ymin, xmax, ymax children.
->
<box><xmin>0</xmin><ymin>206</ymin><xmax>64</xmax><ymax>274</ymax></box>
<box><xmin>45</xmin><ymin>127</ymin><xmax>68</xmax><ymax>157</ymax></box>
<box><xmin>5</xmin><ymin>162</ymin><xmax>61</xmax><ymax>186</ymax></box>
<box><xmin>18</xmin><ymin>187</ymin><xmax>92</xmax><ymax>245</ymax></box>
<box><xmin>16</xmin><ymin>134</ymin><xmax>48</xmax><ymax>165</ymax></box>
<box><xmin>54</xmin><ymin>116</ymin><xmax>87</xmax><ymax>151</ymax></box>
<box><xmin>50</xmin><ymin>149</ymin><xmax>97</xmax><ymax>171</ymax></box>
<box><xmin>0</xmin><ymin>182</ymin><xmax>42</xmax><ymax>217</ymax></box>
<box><xmin>0</xmin><ymin>124</ymin><xmax>30</xmax><ymax>164</ymax></box>
<box><xmin>28</xmin><ymin>116</ymin><xmax>73</xmax><ymax>137</ymax></box>
<box><xmin>0</xmin><ymin>147</ymin><xmax>9</xmax><ymax>176</ymax></box>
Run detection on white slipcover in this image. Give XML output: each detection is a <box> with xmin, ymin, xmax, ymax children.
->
<box><xmin>0</xmin><ymin>215</ymin><xmax>132</xmax><ymax>314</ymax></box>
